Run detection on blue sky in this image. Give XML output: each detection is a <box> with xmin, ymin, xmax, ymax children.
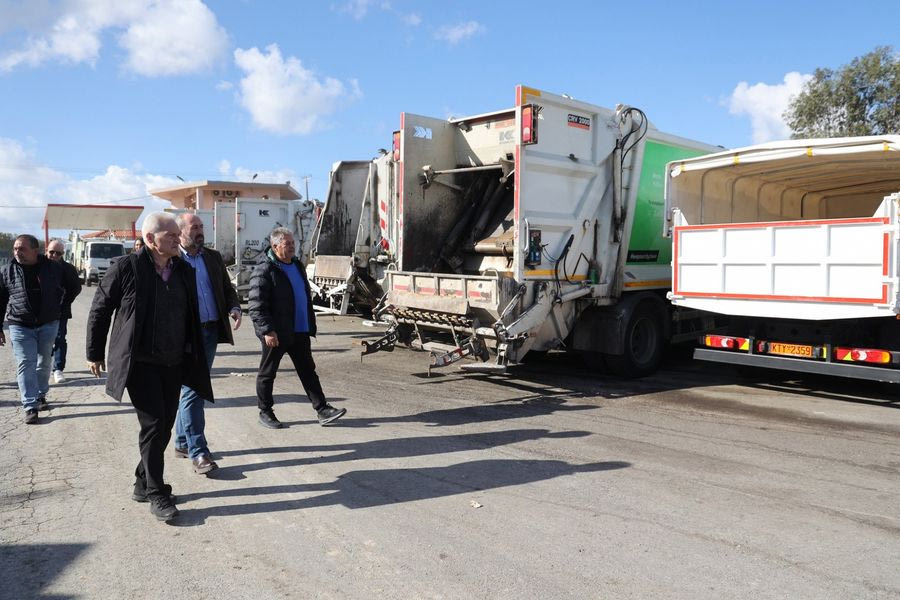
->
<box><xmin>0</xmin><ymin>0</ymin><xmax>896</xmax><ymax>235</ymax></box>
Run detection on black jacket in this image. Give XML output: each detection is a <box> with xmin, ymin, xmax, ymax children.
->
<box><xmin>190</xmin><ymin>247</ymin><xmax>241</xmax><ymax>345</ymax></box>
<box><xmin>86</xmin><ymin>250</ymin><xmax>213</xmax><ymax>403</ymax></box>
<box><xmin>59</xmin><ymin>260</ymin><xmax>82</xmax><ymax>319</ymax></box>
<box><xmin>0</xmin><ymin>255</ymin><xmax>79</xmax><ymax>328</ymax></box>
<box><xmin>248</xmin><ymin>250</ymin><xmax>317</xmax><ymax>340</ymax></box>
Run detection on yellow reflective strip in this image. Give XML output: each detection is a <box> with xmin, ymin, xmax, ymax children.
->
<box><xmin>739</xmin><ymin>340</ymin><xmax>749</xmax><ymax>350</ymax></box>
<box><xmin>806</xmin><ymin>147</ymin><xmax>813</xmax><ymax>157</ymax></box>
<box><xmin>520</xmin><ymin>86</ymin><xmax>542</xmax><ymax>104</ymax></box>
<box><xmin>732</xmin><ymin>154</ymin><xmax>740</xmax><ymax>165</ymax></box>
<box><xmin>623</xmin><ymin>279</ymin><xmax>671</xmax><ymax>288</ymax></box>
<box><xmin>885</xmin><ymin>142</ymin><xmax>891</xmax><ymax>152</ymax></box>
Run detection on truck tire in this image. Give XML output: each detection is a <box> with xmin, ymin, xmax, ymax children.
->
<box><xmin>604</xmin><ymin>302</ymin><xmax>663</xmax><ymax>378</ymax></box>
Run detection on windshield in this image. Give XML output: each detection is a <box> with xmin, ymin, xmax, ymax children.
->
<box><xmin>89</xmin><ymin>243</ymin><xmax>124</xmax><ymax>259</ymax></box>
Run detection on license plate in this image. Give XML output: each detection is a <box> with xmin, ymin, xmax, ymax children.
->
<box><xmin>767</xmin><ymin>343</ymin><xmax>814</xmax><ymax>358</ymax></box>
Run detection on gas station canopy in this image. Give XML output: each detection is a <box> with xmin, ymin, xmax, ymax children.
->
<box><xmin>42</xmin><ymin>204</ymin><xmax>145</xmax><ymax>245</ymax></box>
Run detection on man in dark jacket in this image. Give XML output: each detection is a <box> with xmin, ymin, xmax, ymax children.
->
<box><xmin>249</xmin><ymin>226</ymin><xmax>345</xmax><ymax>429</ymax></box>
<box><xmin>173</xmin><ymin>213</ymin><xmax>242</xmax><ymax>475</ymax></box>
<box><xmin>0</xmin><ymin>234</ymin><xmax>79</xmax><ymax>424</ymax></box>
<box><xmin>86</xmin><ymin>212</ymin><xmax>213</xmax><ymax>522</ymax></box>
<box><xmin>46</xmin><ymin>239</ymin><xmax>82</xmax><ymax>384</ymax></box>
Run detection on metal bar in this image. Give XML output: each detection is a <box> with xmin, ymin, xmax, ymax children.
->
<box><xmin>432</xmin><ymin>164</ymin><xmax>503</xmax><ymax>176</ymax></box>
<box><xmin>694</xmin><ymin>348</ymin><xmax>900</xmax><ymax>383</ymax></box>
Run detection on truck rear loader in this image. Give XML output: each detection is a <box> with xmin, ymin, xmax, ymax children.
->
<box><xmin>363</xmin><ymin>86</ymin><xmax>719</xmax><ymax>375</ymax></box>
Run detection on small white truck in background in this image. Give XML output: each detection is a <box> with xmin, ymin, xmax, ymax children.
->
<box><xmin>667</xmin><ymin>136</ymin><xmax>900</xmax><ymax>382</ymax></box>
<box><xmin>67</xmin><ymin>234</ymin><xmax>125</xmax><ymax>286</ymax></box>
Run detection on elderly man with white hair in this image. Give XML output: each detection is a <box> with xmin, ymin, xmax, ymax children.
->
<box><xmin>86</xmin><ymin>212</ymin><xmax>213</xmax><ymax>523</ymax></box>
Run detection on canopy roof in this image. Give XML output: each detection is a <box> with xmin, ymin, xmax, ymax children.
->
<box><xmin>666</xmin><ymin>136</ymin><xmax>900</xmax><ymax>226</ymax></box>
<box><xmin>43</xmin><ymin>204</ymin><xmax>145</xmax><ymax>230</ymax></box>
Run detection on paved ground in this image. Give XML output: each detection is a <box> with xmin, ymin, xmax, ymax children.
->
<box><xmin>1</xmin><ymin>289</ymin><xmax>899</xmax><ymax>599</ymax></box>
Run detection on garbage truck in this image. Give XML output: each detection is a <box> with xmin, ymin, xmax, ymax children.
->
<box><xmin>308</xmin><ymin>156</ymin><xmax>394</xmax><ymax>314</ymax></box>
<box><xmin>666</xmin><ymin>136</ymin><xmax>900</xmax><ymax>383</ymax></box>
<box><xmin>361</xmin><ymin>85</ymin><xmax>720</xmax><ymax>375</ymax></box>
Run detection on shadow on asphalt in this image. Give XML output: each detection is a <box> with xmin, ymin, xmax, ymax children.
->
<box><xmin>0</xmin><ymin>543</ymin><xmax>89</xmax><ymax>599</ymax></box>
<box><xmin>172</xmin><ymin>457</ymin><xmax>629</xmax><ymax>526</ymax></box>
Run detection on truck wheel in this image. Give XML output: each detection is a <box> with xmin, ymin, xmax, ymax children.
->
<box><xmin>604</xmin><ymin>302</ymin><xmax>663</xmax><ymax>378</ymax></box>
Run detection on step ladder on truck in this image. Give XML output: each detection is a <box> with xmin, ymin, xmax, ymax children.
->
<box><xmin>361</xmin><ymin>85</ymin><xmax>720</xmax><ymax>376</ymax></box>
<box><xmin>666</xmin><ymin>136</ymin><xmax>900</xmax><ymax>383</ymax></box>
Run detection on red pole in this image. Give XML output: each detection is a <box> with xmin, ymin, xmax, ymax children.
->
<box><xmin>43</xmin><ymin>219</ymin><xmax>49</xmax><ymax>247</ymax></box>
<box><xmin>131</xmin><ymin>221</ymin><xmax>137</xmax><ymax>240</ymax></box>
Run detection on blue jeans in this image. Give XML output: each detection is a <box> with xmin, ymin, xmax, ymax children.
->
<box><xmin>174</xmin><ymin>325</ymin><xmax>218</xmax><ymax>458</ymax></box>
<box><xmin>52</xmin><ymin>317</ymin><xmax>68</xmax><ymax>372</ymax></box>
<box><xmin>9</xmin><ymin>321</ymin><xmax>59</xmax><ymax>410</ymax></box>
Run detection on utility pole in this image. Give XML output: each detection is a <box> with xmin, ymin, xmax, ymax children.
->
<box><xmin>302</xmin><ymin>175</ymin><xmax>312</xmax><ymax>201</ymax></box>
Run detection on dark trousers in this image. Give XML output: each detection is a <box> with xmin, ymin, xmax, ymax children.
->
<box><xmin>127</xmin><ymin>362</ymin><xmax>183</xmax><ymax>499</ymax></box>
<box><xmin>52</xmin><ymin>317</ymin><xmax>68</xmax><ymax>372</ymax></box>
<box><xmin>256</xmin><ymin>332</ymin><xmax>326</xmax><ymax>413</ymax></box>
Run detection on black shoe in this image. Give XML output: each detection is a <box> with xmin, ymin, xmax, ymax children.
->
<box><xmin>38</xmin><ymin>397</ymin><xmax>49</xmax><ymax>411</ymax></box>
<box><xmin>132</xmin><ymin>484</ymin><xmax>176</xmax><ymax>504</ymax></box>
<box><xmin>192</xmin><ymin>454</ymin><xmax>219</xmax><ymax>475</ymax></box>
<box><xmin>317</xmin><ymin>405</ymin><xmax>346</xmax><ymax>426</ymax></box>
<box><xmin>173</xmin><ymin>446</ymin><xmax>188</xmax><ymax>458</ymax></box>
<box><xmin>149</xmin><ymin>497</ymin><xmax>179</xmax><ymax>522</ymax></box>
<box><xmin>24</xmin><ymin>409</ymin><xmax>38</xmax><ymax>424</ymax></box>
<box><xmin>258</xmin><ymin>410</ymin><xmax>283</xmax><ymax>429</ymax></box>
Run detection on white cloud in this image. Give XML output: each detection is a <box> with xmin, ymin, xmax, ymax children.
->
<box><xmin>0</xmin><ymin>0</ymin><xmax>227</xmax><ymax>76</ymax></box>
<box><xmin>402</xmin><ymin>13</ymin><xmax>422</xmax><ymax>26</ymax></box>
<box><xmin>119</xmin><ymin>0</ymin><xmax>228</xmax><ymax>76</ymax></box>
<box><xmin>233</xmin><ymin>44</ymin><xmax>361</xmax><ymax>136</ymax></box>
<box><xmin>340</xmin><ymin>0</ymin><xmax>373</xmax><ymax>19</ymax></box>
<box><xmin>0</xmin><ymin>136</ymin><xmax>177</xmax><ymax>235</ymax></box>
<box><xmin>728</xmin><ymin>71</ymin><xmax>812</xmax><ymax>143</ymax></box>
<box><xmin>216</xmin><ymin>159</ymin><xmax>296</xmax><ymax>185</ymax></box>
<box><xmin>434</xmin><ymin>21</ymin><xmax>484</xmax><ymax>45</ymax></box>
<box><xmin>215</xmin><ymin>80</ymin><xmax>233</xmax><ymax>91</ymax></box>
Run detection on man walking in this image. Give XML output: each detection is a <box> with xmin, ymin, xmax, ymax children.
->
<box><xmin>86</xmin><ymin>213</ymin><xmax>212</xmax><ymax>522</ymax></box>
<box><xmin>173</xmin><ymin>213</ymin><xmax>242</xmax><ymax>475</ymax></box>
<box><xmin>249</xmin><ymin>227</ymin><xmax>345</xmax><ymax>429</ymax></box>
<box><xmin>46</xmin><ymin>239</ymin><xmax>82</xmax><ymax>384</ymax></box>
<box><xmin>0</xmin><ymin>235</ymin><xmax>79</xmax><ymax>424</ymax></box>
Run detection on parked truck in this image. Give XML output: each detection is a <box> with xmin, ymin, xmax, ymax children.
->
<box><xmin>667</xmin><ymin>136</ymin><xmax>900</xmax><ymax>383</ymax></box>
<box><xmin>210</xmin><ymin>197</ymin><xmax>318</xmax><ymax>300</ymax></box>
<box><xmin>361</xmin><ymin>85</ymin><xmax>720</xmax><ymax>375</ymax></box>
<box><xmin>308</xmin><ymin>157</ymin><xmax>394</xmax><ymax>314</ymax></box>
<box><xmin>66</xmin><ymin>234</ymin><xmax>125</xmax><ymax>286</ymax></box>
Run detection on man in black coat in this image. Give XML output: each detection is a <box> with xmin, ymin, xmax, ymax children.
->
<box><xmin>173</xmin><ymin>213</ymin><xmax>242</xmax><ymax>475</ymax></box>
<box><xmin>249</xmin><ymin>226</ymin><xmax>345</xmax><ymax>429</ymax></box>
<box><xmin>0</xmin><ymin>234</ymin><xmax>80</xmax><ymax>424</ymax></box>
<box><xmin>86</xmin><ymin>212</ymin><xmax>213</xmax><ymax>522</ymax></box>
<box><xmin>46</xmin><ymin>239</ymin><xmax>82</xmax><ymax>384</ymax></box>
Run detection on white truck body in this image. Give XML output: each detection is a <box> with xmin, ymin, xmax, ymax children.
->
<box><xmin>308</xmin><ymin>157</ymin><xmax>393</xmax><ymax>314</ymax></box>
<box><xmin>666</xmin><ymin>135</ymin><xmax>900</xmax><ymax>381</ymax></box>
<box><xmin>69</xmin><ymin>236</ymin><xmax>125</xmax><ymax>286</ymax></box>
<box><xmin>366</xmin><ymin>86</ymin><xmax>718</xmax><ymax>375</ymax></box>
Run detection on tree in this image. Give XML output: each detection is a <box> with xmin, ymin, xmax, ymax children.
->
<box><xmin>785</xmin><ymin>46</ymin><xmax>900</xmax><ymax>138</ymax></box>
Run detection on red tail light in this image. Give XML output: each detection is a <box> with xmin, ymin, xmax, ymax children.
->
<box><xmin>836</xmin><ymin>347</ymin><xmax>893</xmax><ymax>364</ymax></box>
<box><xmin>392</xmin><ymin>131</ymin><xmax>400</xmax><ymax>161</ymax></box>
<box><xmin>521</xmin><ymin>104</ymin><xmax>538</xmax><ymax>145</ymax></box>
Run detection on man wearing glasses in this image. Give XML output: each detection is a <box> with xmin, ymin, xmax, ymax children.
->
<box><xmin>46</xmin><ymin>239</ymin><xmax>82</xmax><ymax>384</ymax></box>
<box><xmin>0</xmin><ymin>235</ymin><xmax>79</xmax><ymax>424</ymax></box>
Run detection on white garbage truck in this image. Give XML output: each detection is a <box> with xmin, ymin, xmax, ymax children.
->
<box><xmin>667</xmin><ymin>136</ymin><xmax>900</xmax><ymax>383</ymax></box>
<box><xmin>361</xmin><ymin>85</ymin><xmax>719</xmax><ymax>375</ymax></box>
<box><xmin>308</xmin><ymin>156</ymin><xmax>395</xmax><ymax>314</ymax></box>
<box><xmin>68</xmin><ymin>234</ymin><xmax>125</xmax><ymax>286</ymax></box>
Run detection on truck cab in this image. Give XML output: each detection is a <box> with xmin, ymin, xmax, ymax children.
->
<box><xmin>76</xmin><ymin>239</ymin><xmax>125</xmax><ymax>286</ymax></box>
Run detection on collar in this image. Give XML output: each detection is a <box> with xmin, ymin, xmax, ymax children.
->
<box><xmin>180</xmin><ymin>245</ymin><xmax>203</xmax><ymax>259</ymax></box>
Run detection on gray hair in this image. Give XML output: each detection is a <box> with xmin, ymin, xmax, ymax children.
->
<box><xmin>175</xmin><ymin>212</ymin><xmax>203</xmax><ymax>228</ymax></box>
<box><xmin>47</xmin><ymin>238</ymin><xmax>65</xmax><ymax>250</ymax></box>
<box><xmin>141</xmin><ymin>212</ymin><xmax>176</xmax><ymax>238</ymax></box>
<box><xmin>269</xmin><ymin>227</ymin><xmax>294</xmax><ymax>247</ymax></box>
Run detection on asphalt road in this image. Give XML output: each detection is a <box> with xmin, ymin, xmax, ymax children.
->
<box><xmin>1</xmin><ymin>289</ymin><xmax>899</xmax><ymax>599</ymax></box>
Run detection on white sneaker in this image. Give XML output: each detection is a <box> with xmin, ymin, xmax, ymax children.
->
<box><xmin>53</xmin><ymin>370</ymin><xmax>65</xmax><ymax>383</ymax></box>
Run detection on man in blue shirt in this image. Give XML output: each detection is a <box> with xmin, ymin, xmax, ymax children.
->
<box><xmin>248</xmin><ymin>227</ymin><xmax>345</xmax><ymax>429</ymax></box>
<box><xmin>174</xmin><ymin>214</ymin><xmax>242</xmax><ymax>474</ymax></box>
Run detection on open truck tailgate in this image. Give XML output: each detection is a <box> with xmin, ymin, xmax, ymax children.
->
<box><xmin>666</xmin><ymin>136</ymin><xmax>900</xmax><ymax>320</ymax></box>
<box><xmin>384</xmin><ymin>271</ymin><xmax>508</xmax><ymax>327</ymax></box>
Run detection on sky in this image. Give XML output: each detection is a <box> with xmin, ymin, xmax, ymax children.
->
<box><xmin>0</xmin><ymin>0</ymin><xmax>896</xmax><ymax>237</ymax></box>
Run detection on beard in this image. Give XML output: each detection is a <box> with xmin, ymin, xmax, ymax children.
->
<box><xmin>193</xmin><ymin>234</ymin><xmax>205</xmax><ymax>248</ymax></box>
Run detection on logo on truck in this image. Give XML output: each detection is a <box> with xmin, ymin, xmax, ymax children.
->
<box><xmin>567</xmin><ymin>114</ymin><xmax>591</xmax><ymax>130</ymax></box>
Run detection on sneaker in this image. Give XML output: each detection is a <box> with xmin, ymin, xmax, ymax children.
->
<box><xmin>24</xmin><ymin>409</ymin><xmax>38</xmax><ymax>424</ymax></box>
<box><xmin>149</xmin><ymin>497</ymin><xmax>179</xmax><ymax>522</ymax></box>
<box><xmin>258</xmin><ymin>410</ymin><xmax>283</xmax><ymax>429</ymax></box>
<box><xmin>317</xmin><ymin>405</ymin><xmax>347</xmax><ymax>426</ymax></box>
<box><xmin>132</xmin><ymin>484</ymin><xmax>176</xmax><ymax>504</ymax></box>
<box><xmin>173</xmin><ymin>446</ymin><xmax>188</xmax><ymax>458</ymax></box>
<box><xmin>52</xmin><ymin>370</ymin><xmax>65</xmax><ymax>384</ymax></box>
<box><xmin>38</xmin><ymin>397</ymin><xmax>49</xmax><ymax>411</ymax></box>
